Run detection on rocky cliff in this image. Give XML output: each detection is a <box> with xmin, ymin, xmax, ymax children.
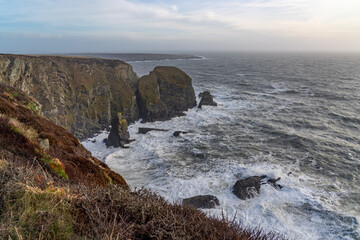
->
<box><xmin>138</xmin><ymin>66</ymin><xmax>196</xmax><ymax>122</ymax></box>
<box><xmin>0</xmin><ymin>55</ymin><xmax>197</xmax><ymax>140</ymax></box>
<box><xmin>0</xmin><ymin>54</ymin><xmax>138</xmax><ymax>139</ymax></box>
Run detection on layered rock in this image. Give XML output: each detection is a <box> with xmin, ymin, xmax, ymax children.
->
<box><xmin>0</xmin><ymin>54</ymin><xmax>138</xmax><ymax>139</ymax></box>
<box><xmin>138</xmin><ymin>66</ymin><xmax>196</xmax><ymax>122</ymax></box>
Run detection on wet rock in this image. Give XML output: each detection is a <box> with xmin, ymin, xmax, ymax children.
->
<box><xmin>233</xmin><ymin>176</ymin><xmax>266</xmax><ymax>200</ymax></box>
<box><xmin>138</xmin><ymin>127</ymin><xmax>168</xmax><ymax>134</ymax></box>
<box><xmin>173</xmin><ymin>131</ymin><xmax>188</xmax><ymax>137</ymax></box>
<box><xmin>105</xmin><ymin>112</ymin><xmax>132</xmax><ymax>148</ymax></box>
<box><xmin>183</xmin><ymin>195</ymin><xmax>220</xmax><ymax>209</ymax></box>
<box><xmin>267</xmin><ymin>177</ymin><xmax>283</xmax><ymax>189</ymax></box>
<box><xmin>198</xmin><ymin>91</ymin><xmax>217</xmax><ymax>108</ymax></box>
<box><xmin>233</xmin><ymin>175</ymin><xmax>283</xmax><ymax>200</ymax></box>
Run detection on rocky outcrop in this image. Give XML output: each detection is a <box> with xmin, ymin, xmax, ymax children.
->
<box><xmin>183</xmin><ymin>195</ymin><xmax>220</xmax><ymax>209</ymax></box>
<box><xmin>198</xmin><ymin>90</ymin><xmax>217</xmax><ymax>108</ymax></box>
<box><xmin>0</xmin><ymin>54</ymin><xmax>138</xmax><ymax>139</ymax></box>
<box><xmin>138</xmin><ymin>66</ymin><xmax>196</xmax><ymax>122</ymax></box>
<box><xmin>233</xmin><ymin>175</ymin><xmax>283</xmax><ymax>200</ymax></box>
<box><xmin>233</xmin><ymin>176</ymin><xmax>265</xmax><ymax>200</ymax></box>
<box><xmin>0</xmin><ymin>83</ymin><xmax>127</xmax><ymax>186</ymax></box>
<box><xmin>104</xmin><ymin>113</ymin><xmax>132</xmax><ymax>148</ymax></box>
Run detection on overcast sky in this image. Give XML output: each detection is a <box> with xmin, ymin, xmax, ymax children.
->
<box><xmin>1</xmin><ymin>0</ymin><xmax>360</xmax><ymax>53</ymax></box>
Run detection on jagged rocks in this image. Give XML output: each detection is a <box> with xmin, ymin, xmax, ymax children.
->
<box><xmin>104</xmin><ymin>113</ymin><xmax>132</xmax><ymax>148</ymax></box>
<box><xmin>233</xmin><ymin>176</ymin><xmax>265</xmax><ymax>200</ymax></box>
<box><xmin>198</xmin><ymin>91</ymin><xmax>217</xmax><ymax>108</ymax></box>
<box><xmin>233</xmin><ymin>175</ymin><xmax>283</xmax><ymax>200</ymax></box>
<box><xmin>183</xmin><ymin>195</ymin><xmax>220</xmax><ymax>209</ymax></box>
<box><xmin>138</xmin><ymin>66</ymin><xmax>196</xmax><ymax>122</ymax></box>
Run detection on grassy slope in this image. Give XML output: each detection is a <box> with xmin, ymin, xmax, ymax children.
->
<box><xmin>0</xmin><ymin>84</ymin><xmax>283</xmax><ymax>240</ymax></box>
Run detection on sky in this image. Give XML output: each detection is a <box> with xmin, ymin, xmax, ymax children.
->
<box><xmin>1</xmin><ymin>0</ymin><xmax>360</xmax><ymax>53</ymax></box>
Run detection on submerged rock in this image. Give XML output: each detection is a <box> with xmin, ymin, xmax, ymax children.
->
<box><xmin>266</xmin><ymin>177</ymin><xmax>283</xmax><ymax>189</ymax></box>
<box><xmin>138</xmin><ymin>66</ymin><xmax>196</xmax><ymax>122</ymax></box>
<box><xmin>105</xmin><ymin>112</ymin><xmax>132</xmax><ymax>148</ymax></box>
<box><xmin>183</xmin><ymin>195</ymin><xmax>220</xmax><ymax>209</ymax></box>
<box><xmin>173</xmin><ymin>131</ymin><xmax>188</xmax><ymax>137</ymax></box>
<box><xmin>198</xmin><ymin>91</ymin><xmax>217</xmax><ymax>108</ymax></box>
<box><xmin>138</xmin><ymin>127</ymin><xmax>168</xmax><ymax>134</ymax></box>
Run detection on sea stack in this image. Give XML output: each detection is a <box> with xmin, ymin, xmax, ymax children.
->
<box><xmin>104</xmin><ymin>112</ymin><xmax>132</xmax><ymax>148</ymax></box>
<box><xmin>138</xmin><ymin>66</ymin><xmax>197</xmax><ymax>122</ymax></box>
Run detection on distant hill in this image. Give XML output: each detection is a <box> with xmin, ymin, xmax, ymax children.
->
<box><xmin>64</xmin><ymin>53</ymin><xmax>202</xmax><ymax>61</ymax></box>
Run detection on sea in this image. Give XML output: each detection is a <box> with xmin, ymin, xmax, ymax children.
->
<box><xmin>83</xmin><ymin>52</ymin><xmax>360</xmax><ymax>240</ymax></box>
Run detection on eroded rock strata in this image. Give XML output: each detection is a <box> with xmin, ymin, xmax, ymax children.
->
<box><xmin>0</xmin><ymin>54</ymin><xmax>138</xmax><ymax>139</ymax></box>
<box><xmin>0</xmin><ymin>55</ymin><xmax>197</xmax><ymax>141</ymax></box>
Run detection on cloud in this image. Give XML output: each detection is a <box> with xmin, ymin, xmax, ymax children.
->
<box><xmin>1</xmin><ymin>0</ymin><xmax>360</xmax><ymax>51</ymax></box>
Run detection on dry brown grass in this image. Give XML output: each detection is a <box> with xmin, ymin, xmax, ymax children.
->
<box><xmin>0</xmin><ymin>158</ymin><xmax>284</xmax><ymax>240</ymax></box>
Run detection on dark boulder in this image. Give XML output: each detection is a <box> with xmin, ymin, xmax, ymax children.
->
<box><xmin>233</xmin><ymin>175</ymin><xmax>283</xmax><ymax>200</ymax></box>
<box><xmin>198</xmin><ymin>91</ymin><xmax>217</xmax><ymax>108</ymax></box>
<box><xmin>183</xmin><ymin>195</ymin><xmax>220</xmax><ymax>209</ymax></box>
<box><xmin>233</xmin><ymin>176</ymin><xmax>266</xmax><ymax>200</ymax></box>
<box><xmin>138</xmin><ymin>66</ymin><xmax>196</xmax><ymax>122</ymax></box>
<box><xmin>104</xmin><ymin>113</ymin><xmax>132</xmax><ymax>148</ymax></box>
<box><xmin>138</xmin><ymin>127</ymin><xmax>168</xmax><ymax>134</ymax></box>
<box><xmin>173</xmin><ymin>131</ymin><xmax>188</xmax><ymax>137</ymax></box>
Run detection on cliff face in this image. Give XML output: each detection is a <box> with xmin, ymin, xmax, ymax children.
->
<box><xmin>0</xmin><ymin>54</ymin><xmax>138</xmax><ymax>139</ymax></box>
<box><xmin>138</xmin><ymin>66</ymin><xmax>196</xmax><ymax>122</ymax></box>
<box><xmin>0</xmin><ymin>55</ymin><xmax>197</xmax><ymax>141</ymax></box>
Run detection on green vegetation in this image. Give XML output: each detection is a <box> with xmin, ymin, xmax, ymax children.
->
<box><xmin>38</xmin><ymin>151</ymin><xmax>69</xmax><ymax>180</ymax></box>
<box><xmin>0</xmin><ymin>159</ymin><xmax>75</xmax><ymax>239</ymax></box>
<box><xmin>27</xmin><ymin>100</ymin><xmax>39</xmax><ymax>113</ymax></box>
<box><xmin>11</xmin><ymin>126</ymin><xmax>23</xmax><ymax>135</ymax></box>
